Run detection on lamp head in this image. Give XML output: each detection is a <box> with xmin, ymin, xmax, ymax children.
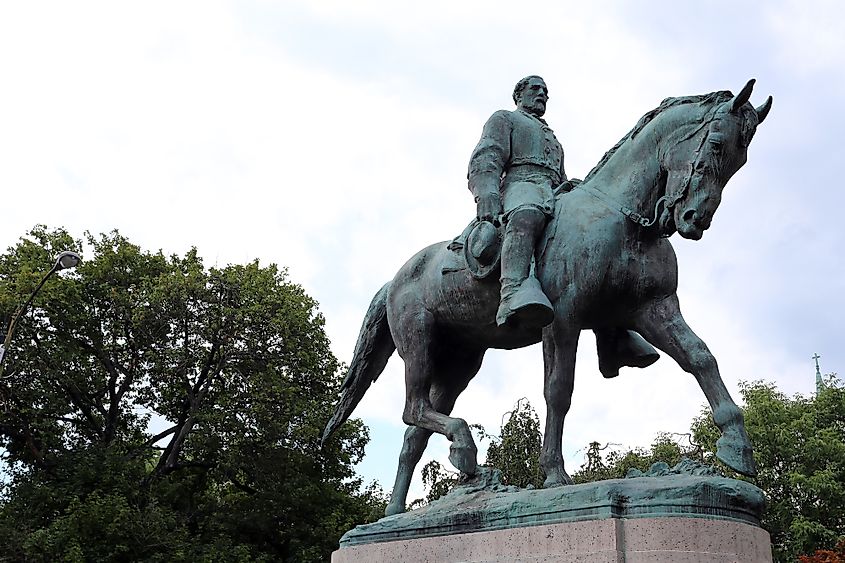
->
<box><xmin>54</xmin><ymin>251</ymin><xmax>81</xmax><ymax>271</ymax></box>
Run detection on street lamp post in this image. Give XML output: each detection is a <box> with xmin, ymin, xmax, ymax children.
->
<box><xmin>0</xmin><ymin>251</ymin><xmax>82</xmax><ymax>377</ymax></box>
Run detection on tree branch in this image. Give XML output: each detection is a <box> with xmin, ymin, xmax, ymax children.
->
<box><xmin>125</xmin><ymin>424</ymin><xmax>179</xmax><ymax>460</ymax></box>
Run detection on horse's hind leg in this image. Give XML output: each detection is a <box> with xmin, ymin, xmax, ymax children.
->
<box><xmin>633</xmin><ymin>294</ymin><xmax>756</xmax><ymax>476</ymax></box>
<box><xmin>386</xmin><ymin>426</ymin><xmax>433</xmax><ymax>516</ymax></box>
<box><xmin>540</xmin><ymin>312</ymin><xmax>579</xmax><ymax>487</ymax></box>
<box><xmin>399</xmin><ymin>315</ymin><xmax>481</xmax><ymax>478</ymax></box>
<box><xmin>386</xmin><ymin>349</ymin><xmax>484</xmax><ymax>515</ymax></box>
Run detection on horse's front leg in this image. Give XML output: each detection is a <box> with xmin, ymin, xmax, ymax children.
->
<box><xmin>540</xmin><ymin>312</ymin><xmax>579</xmax><ymax>487</ymax></box>
<box><xmin>633</xmin><ymin>295</ymin><xmax>757</xmax><ymax>476</ymax></box>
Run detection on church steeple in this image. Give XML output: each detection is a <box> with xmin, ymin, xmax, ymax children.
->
<box><xmin>813</xmin><ymin>353</ymin><xmax>824</xmax><ymax>394</ymax></box>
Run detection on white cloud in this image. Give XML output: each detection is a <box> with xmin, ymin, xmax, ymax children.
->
<box><xmin>766</xmin><ymin>0</ymin><xmax>845</xmax><ymax>78</ymax></box>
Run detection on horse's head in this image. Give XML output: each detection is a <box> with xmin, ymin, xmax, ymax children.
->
<box><xmin>660</xmin><ymin>79</ymin><xmax>772</xmax><ymax>239</ymax></box>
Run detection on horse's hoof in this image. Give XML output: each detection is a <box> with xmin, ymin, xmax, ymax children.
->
<box><xmin>716</xmin><ymin>432</ymin><xmax>757</xmax><ymax>477</ymax></box>
<box><xmin>448</xmin><ymin>443</ymin><xmax>478</xmax><ymax>475</ymax></box>
<box><xmin>385</xmin><ymin>502</ymin><xmax>405</xmax><ymax>517</ymax></box>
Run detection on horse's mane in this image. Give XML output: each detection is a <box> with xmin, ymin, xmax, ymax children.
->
<box><xmin>582</xmin><ymin>91</ymin><xmax>733</xmax><ymax>183</ymax></box>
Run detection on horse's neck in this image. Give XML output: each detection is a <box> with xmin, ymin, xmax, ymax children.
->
<box><xmin>584</xmin><ymin>126</ymin><xmax>664</xmax><ymax>218</ymax></box>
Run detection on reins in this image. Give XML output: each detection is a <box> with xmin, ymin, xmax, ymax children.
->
<box><xmin>576</xmin><ymin>106</ymin><xmax>721</xmax><ymax>237</ymax></box>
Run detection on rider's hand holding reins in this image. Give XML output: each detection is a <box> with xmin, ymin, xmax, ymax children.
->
<box><xmin>476</xmin><ymin>191</ymin><xmax>502</xmax><ymax>225</ymax></box>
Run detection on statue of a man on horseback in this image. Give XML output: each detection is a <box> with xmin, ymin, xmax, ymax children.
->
<box><xmin>323</xmin><ymin>77</ymin><xmax>773</xmax><ymax>517</ymax></box>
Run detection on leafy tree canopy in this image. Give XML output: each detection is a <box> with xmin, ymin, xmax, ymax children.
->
<box><xmin>0</xmin><ymin>226</ymin><xmax>384</xmax><ymax>562</ymax></box>
<box><xmin>484</xmin><ymin>398</ymin><xmax>544</xmax><ymax>489</ymax></box>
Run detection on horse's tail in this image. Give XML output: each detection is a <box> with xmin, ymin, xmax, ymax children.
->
<box><xmin>321</xmin><ymin>282</ymin><xmax>396</xmax><ymax>446</ymax></box>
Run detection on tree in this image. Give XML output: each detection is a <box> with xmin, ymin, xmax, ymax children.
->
<box><xmin>409</xmin><ymin>459</ymin><xmax>460</xmax><ymax>509</ymax></box>
<box><xmin>484</xmin><ymin>398</ymin><xmax>544</xmax><ymax>489</ymax></box>
<box><xmin>0</xmin><ymin>226</ymin><xmax>383</xmax><ymax>562</ymax></box>
<box><xmin>577</xmin><ymin>376</ymin><xmax>845</xmax><ymax>563</ymax></box>
<box><xmin>690</xmin><ymin>377</ymin><xmax>845</xmax><ymax>562</ymax></box>
<box><xmin>800</xmin><ymin>539</ymin><xmax>845</xmax><ymax>563</ymax></box>
<box><xmin>572</xmin><ymin>434</ymin><xmax>699</xmax><ymax>484</ymax></box>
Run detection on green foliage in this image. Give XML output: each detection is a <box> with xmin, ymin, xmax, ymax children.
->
<box><xmin>690</xmin><ymin>378</ymin><xmax>845</xmax><ymax>562</ymax></box>
<box><xmin>413</xmin><ymin>399</ymin><xmax>544</xmax><ymax>506</ymax></box>
<box><xmin>484</xmin><ymin>398</ymin><xmax>544</xmax><ymax>489</ymax></box>
<box><xmin>411</xmin><ymin>460</ymin><xmax>459</xmax><ymax>508</ymax></box>
<box><xmin>573</xmin><ymin>434</ymin><xmax>697</xmax><ymax>484</ymax></box>
<box><xmin>577</xmin><ymin>376</ymin><xmax>845</xmax><ymax>563</ymax></box>
<box><xmin>0</xmin><ymin>226</ymin><xmax>383</xmax><ymax>562</ymax></box>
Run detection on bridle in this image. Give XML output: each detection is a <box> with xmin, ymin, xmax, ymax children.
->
<box><xmin>579</xmin><ymin>105</ymin><xmax>725</xmax><ymax>237</ymax></box>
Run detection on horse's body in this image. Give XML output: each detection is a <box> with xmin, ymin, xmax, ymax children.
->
<box><xmin>323</xmin><ymin>81</ymin><xmax>772</xmax><ymax>516</ymax></box>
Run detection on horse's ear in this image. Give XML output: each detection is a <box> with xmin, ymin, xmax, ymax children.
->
<box><xmin>755</xmin><ymin>96</ymin><xmax>773</xmax><ymax>124</ymax></box>
<box><xmin>730</xmin><ymin>78</ymin><xmax>756</xmax><ymax>113</ymax></box>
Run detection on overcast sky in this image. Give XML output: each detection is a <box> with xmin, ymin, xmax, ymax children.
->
<box><xmin>1</xmin><ymin>0</ymin><xmax>843</xmax><ymax>503</ymax></box>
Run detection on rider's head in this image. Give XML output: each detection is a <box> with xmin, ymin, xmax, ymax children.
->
<box><xmin>513</xmin><ymin>76</ymin><xmax>548</xmax><ymax>117</ymax></box>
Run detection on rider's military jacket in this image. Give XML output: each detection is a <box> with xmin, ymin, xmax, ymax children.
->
<box><xmin>467</xmin><ymin>108</ymin><xmax>567</xmax><ymax>208</ymax></box>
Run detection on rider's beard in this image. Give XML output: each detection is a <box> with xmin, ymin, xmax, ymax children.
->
<box><xmin>528</xmin><ymin>100</ymin><xmax>546</xmax><ymax>117</ymax></box>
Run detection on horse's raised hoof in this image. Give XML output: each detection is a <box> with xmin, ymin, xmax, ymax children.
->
<box><xmin>384</xmin><ymin>502</ymin><xmax>406</xmax><ymax>517</ymax></box>
<box><xmin>716</xmin><ymin>430</ymin><xmax>758</xmax><ymax>477</ymax></box>
<box><xmin>448</xmin><ymin>442</ymin><xmax>478</xmax><ymax>476</ymax></box>
<box><xmin>446</xmin><ymin>419</ymin><xmax>478</xmax><ymax>475</ymax></box>
<box><xmin>542</xmin><ymin>468</ymin><xmax>574</xmax><ymax>488</ymax></box>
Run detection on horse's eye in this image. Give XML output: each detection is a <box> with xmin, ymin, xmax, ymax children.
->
<box><xmin>708</xmin><ymin>132</ymin><xmax>724</xmax><ymax>148</ymax></box>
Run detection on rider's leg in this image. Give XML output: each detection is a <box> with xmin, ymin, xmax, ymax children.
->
<box><xmin>594</xmin><ymin>328</ymin><xmax>660</xmax><ymax>378</ymax></box>
<box><xmin>497</xmin><ymin>206</ymin><xmax>552</xmax><ymax>327</ymax></box>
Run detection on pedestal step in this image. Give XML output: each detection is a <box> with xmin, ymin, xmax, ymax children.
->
<box><xmin>332</xmin><ymin>517</ymin><xmax>773</xmax><ymax>563</ymax></box>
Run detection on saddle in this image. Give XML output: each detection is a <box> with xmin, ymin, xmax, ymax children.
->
<box><xmin>442</xmin><ymin>179</ymin><xmax>580</xmax><ymax>278</ymax></box>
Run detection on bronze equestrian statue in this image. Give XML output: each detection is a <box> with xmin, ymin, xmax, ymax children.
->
<box><xmin>322</xmin><ymin>78</ymin><xmax>772</xmax><ymax>517</ymax></box>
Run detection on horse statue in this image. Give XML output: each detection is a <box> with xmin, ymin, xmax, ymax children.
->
<box><xmin>322</xmin><ymin>79</ymin><xmax>772</xmax><ymax>517</ymax></box>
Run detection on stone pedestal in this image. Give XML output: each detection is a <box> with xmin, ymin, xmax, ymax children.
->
<box><xmin>331</xmin><ymin>463</ymin><xmax>773</xmax><ymax>562</ymax></box>
<box><xmin>331</xmin><ymin>516</ymin><xmax>772</xmax><ymax>562</ymax></box>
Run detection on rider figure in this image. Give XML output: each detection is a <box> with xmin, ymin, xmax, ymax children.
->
<box><xmin>468</xmin><ymin>75</ymin><xmax>566</xmax><ymax>327</ymax></box>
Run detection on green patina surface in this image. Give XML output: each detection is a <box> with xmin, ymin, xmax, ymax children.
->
<box><xmin>323</xmin><ymin>78</ymin><xmax>773</xmax><ymax>519</ymax></box>
<box><xmin>340</xmin><ymin>461</ymin><xmax>766</xmax><ymax>548</ymax></box>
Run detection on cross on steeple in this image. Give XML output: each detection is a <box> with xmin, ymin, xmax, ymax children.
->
<box><xmin>813</xmin><ymin>353</ymin><xmax>824</xmax><ymax>394</ymax></box>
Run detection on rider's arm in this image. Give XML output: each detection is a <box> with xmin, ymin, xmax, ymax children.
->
<box><xmin>468</xmin><ymin>110</ymin><xmax>511</xmax><ymax>222</ymax></box>
<box><xmin>559</xmin><ymin>147</ymin><xmax>568</xmax><ymax>183</ymax></box>
<box><xmin>554</xmin><ymin>146</ymin><xmax>584</xmax><ymax>195</ymax></box>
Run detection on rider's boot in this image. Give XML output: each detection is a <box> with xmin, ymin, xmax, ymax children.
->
<box><xmin>595</xmin><ymin>328</ymin><xmax>660</xmax><ymax>378</ymax></box>
<box><xmin>496</xmin><ymin>208</ymin><xmax>554</xmax><ymax>328</ymax></box>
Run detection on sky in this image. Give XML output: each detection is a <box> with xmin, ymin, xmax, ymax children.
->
<box><xmin>1</xmin><ymin>0</ymin><xmax>843</xmax><ymax>504</ymax></box>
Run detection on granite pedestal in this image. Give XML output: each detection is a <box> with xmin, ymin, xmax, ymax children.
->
<box><xmin>332</xmin><ymin>516</ymin><xmax>772</xmax><ymax>562</ymax></box>
<box><xmin>332</xmin><ymin>463</ymin><xmax>773</xmax><ymax>563</ymax></box>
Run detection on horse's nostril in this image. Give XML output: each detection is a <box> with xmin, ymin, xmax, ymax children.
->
<box><xmin>683</xmin><ymin>209</ymin><xmax>696</xmax><ymax>223</ymax></box>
